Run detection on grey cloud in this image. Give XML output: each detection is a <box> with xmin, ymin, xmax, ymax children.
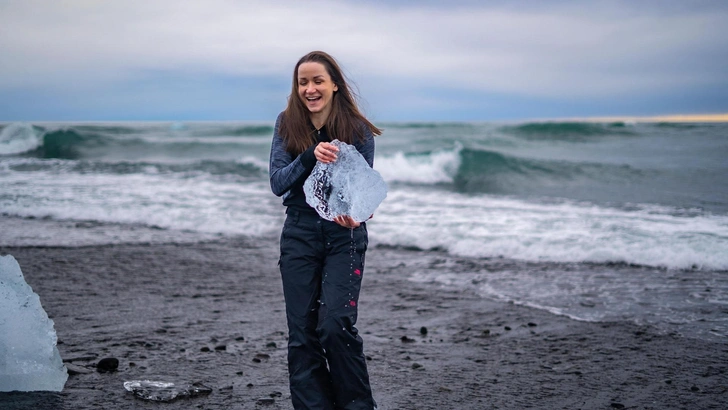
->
<box><xmin>1</xmin><ymin>0</ymin><xmax>726</xmax><ymax>98</ymax></box>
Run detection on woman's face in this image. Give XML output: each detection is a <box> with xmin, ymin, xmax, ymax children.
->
<box><xmin>297</xmin><ymin>62</ymin><xmax>338</xmax><ymax>117</ymax></box>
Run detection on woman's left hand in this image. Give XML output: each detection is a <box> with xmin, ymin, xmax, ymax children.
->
<box><xmin>333</xmin><ymin>215</ymin><xmax>360</xmax><ymax>229</ymax></box>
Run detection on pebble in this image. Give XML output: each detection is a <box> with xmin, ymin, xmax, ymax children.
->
<box><xmin>96</xmin><ymin>357</ymin><xmax>119</xmax><ymax>373</ymax></box>
<box><xmin>401</xmin><ymin>335</ymin><xmax>416</xmax><ymax>343</ymax></box>
<box><xmin>214</xmin><ymin>345</ymin><xmax>227</xmax><ymax>351</ymax></box>
<box><xmin>419</xmin><ymin>326</ymin><xmax>428</xmax><ymax>335</ymax></box>
<box><xmin>253</xmin><ymin>353</ymin><xmax>271</xmax><ymax>363</ymax></box>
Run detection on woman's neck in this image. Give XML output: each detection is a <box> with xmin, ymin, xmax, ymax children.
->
<box><xmin>310</xmin><ymin>108</ymin><xmax>331</xmax><ymax>130</ymax></box>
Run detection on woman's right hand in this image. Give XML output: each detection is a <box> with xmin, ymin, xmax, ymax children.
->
<box><xmin>334</xmin><ymin>215</ymin><xmax>360</xmax><ymax>229</ymax></box>
<box><xmin>314</xmin><ymin>142</ymin><xmax>338</xmax><ymax>163</ymax></box>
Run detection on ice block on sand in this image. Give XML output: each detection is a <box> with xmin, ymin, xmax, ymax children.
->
<box><xmin>123</xmin><ymin>380</ymin><xmax>212</xmax><ymax>402</ymax></box>
<box><xmin>0</xmin><ymin>255</ymin><xmax>68</xmax><ymax>392</ymax></box>
<box><xmin>304</xmin><ymin>139</ymin><xmax>387</xmax><ymax>222</ymax></box>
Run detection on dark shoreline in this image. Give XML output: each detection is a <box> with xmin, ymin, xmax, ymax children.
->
<box><xmin>1</xmin><ymin>239</ymin><xmax>726</xmax><ymax>409</ymax></box>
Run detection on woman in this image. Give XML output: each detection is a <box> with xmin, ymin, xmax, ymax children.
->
<box><xmin>269</xmin><ymin>51</ymin><xmax>381</xmax><ymax>410</ymax></box>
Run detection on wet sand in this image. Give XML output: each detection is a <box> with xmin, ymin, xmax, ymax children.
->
<box><xmin>1</xmin><ymin>238</ymin><xmax>726</xmax><ymax>409</ymax></box>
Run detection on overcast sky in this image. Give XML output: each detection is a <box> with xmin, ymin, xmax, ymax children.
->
<box><xmin>1</xmin><ymin>0</ymin><xmax>727</xmax><ymax>121</ymax></box>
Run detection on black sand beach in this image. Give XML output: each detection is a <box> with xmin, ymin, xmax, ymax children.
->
<box><xmin>1</xmin><ymin>238</ymin><xmax>726</xmax><ymax>409</ymax></box>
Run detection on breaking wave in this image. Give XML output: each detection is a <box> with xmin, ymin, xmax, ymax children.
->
<box><xmin>376</xmin><ymin>144</ymin><xmax>645</xmax><ymax>194</ymax></box>
<box><xmin>0</xmin><ymin>123</ymin><xmax>276</xmax><ymax>158</ymax></box>
<box><xmin>0</xmin><ymin>123</ymin><xmax>44</xmax><ymax>155</ymax></box>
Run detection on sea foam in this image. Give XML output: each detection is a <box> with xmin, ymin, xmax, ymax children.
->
<box><xmin>0</xmin><ymin>123</ymin><xmax>42</xmax><ymax>155</ymax></box>
<box><xmin>375</xmin><ymin>145</ymin><xmax>461</xmax><ymax>184</ymax></box>
<box><xmin>369</xmin><ymin>189</ymin><xmax>728</xmax><ymax>271</ymax></box>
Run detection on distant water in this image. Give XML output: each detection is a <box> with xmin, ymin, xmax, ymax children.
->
<box><xmin>1</xmin><ymin>120</ymin><xmax>727</xmax><ymax>340</ymax></box>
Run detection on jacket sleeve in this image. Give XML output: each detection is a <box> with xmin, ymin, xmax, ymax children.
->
<box><xmin>269</xmin><ymin>113</ymin><xmax>317</xmax><ymax>197</ymax></box>
<box><xmin>355</xmin><ymin>125</ymin><xmax>376</xmax><ymax>168</ymax></box>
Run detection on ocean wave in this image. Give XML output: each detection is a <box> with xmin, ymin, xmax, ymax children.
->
<box><xmin>71</xmin><ymin>124</ymin><xmax>141</xmax><ymax>135</ymax></box>
<box><xmin>227</xmin><ymin>124</ymin><xmax>274</xmax><ymax>136</ymax></box>
<box><xmin>0</xmin><ymin>123</ymin><xmax>44</xmax><ymax>155</ymax></box>
<box><xmin>0</xmin><ymin>174</ymin><xmax>282</xmax><ymax>240</ymax></box>
<box><xmin>38</xmin><ymin>129</ymin><xmax>112</xmax><ymax>159</ymax></box>
<box><xmin>380</xmin><ymin>122</ymin><xmax>477</xmax><ymax>130</ymax></box>
<box><xmin>654</xmin><ymin>122</ymin><xmax>699</xmax><ymax>129</ymax></box>
<box><xmin>376</xmin><ymin>144</ymin><xmax>461</xmax><ymax>184</ymax></box>
<box><xmin>375</xmin><ymin>145</ymin><xmax>645</xmax><ymax>194</ymax></box>
<box><xmin>3</xmin><ymin>157</ymin><xmax>267</xmax><ymax>179</ymax></box>
<box><xmin>1</xmin><ymin>126</ymin><xmax>131</xmax><ymax>159</ymax></box>
<box><xmin>1</xmin><ymin>123</ymin><xmax>154</xmax><ymax>157</ymax></box>
<box><xmin>4</xmin><ymin>154</ymin><xmax>726</xmax><ymax>271</ymax></box>
<box><xmin>453</xmin><ymin>147</ymin><xmax>647</xmax><ymax>194</ymax></box>
<box><xmin>1</xmin><ymin>123</ymin><xmax>275</xmax><ymax>160</ymax></box>
<box><xmin>499</xmin><ymin>121</ymin><xmax>635</xmax><ymax>141</ymax></box>
<box><xmin>369</xmin><ymin>190</ymin><xmax>728</xmax><ymax>271</ymax></box>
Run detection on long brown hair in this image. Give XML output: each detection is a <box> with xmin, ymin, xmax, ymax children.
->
<box><xmin>279</xmin><ymin>51</ymin><xmax>382</xmax><ymax>156</ymax></box>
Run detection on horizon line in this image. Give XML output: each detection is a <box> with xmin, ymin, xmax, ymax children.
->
<box><xmin>1</xmin><ymin>112</ymin><xmax>727</xmax><ymax>124</ymax></box>
<box><xmin>555</xmin><ymin>113</ymin><xmax>728</xmax><ymax>123</ymax></box>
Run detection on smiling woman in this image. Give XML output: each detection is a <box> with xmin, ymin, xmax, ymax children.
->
<box><xmin>268</xmin><ymin>51</ymin><xmax>382</xmax><ymax>410</ymax></box>
<box><xmin>298</xmin><ymin>62</ymin><xmax>338</xmax><ymax>123</ymax></box>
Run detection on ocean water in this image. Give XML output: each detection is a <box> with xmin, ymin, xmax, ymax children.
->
<box><xmin>1</xmin><ymin>120</ymin><xmax>727</xmax><ymax>340</ymax></box>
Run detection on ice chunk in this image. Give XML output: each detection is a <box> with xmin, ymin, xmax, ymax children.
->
<box><xmin>304</xmin><ymin>139</ymin><xmax>387</xmax><ymax>222</ymax></box>
<box><xmin>0</xmin><ymin>255</ymin><xmax>68</xmax><ymax>392</ymax></box>
<box><xmin>123</xmin><ymin>380</ymin><xmax>212</xmax><ymax>402</ymax></box>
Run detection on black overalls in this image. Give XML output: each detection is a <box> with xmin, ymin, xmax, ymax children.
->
<box><xmin>270</xmin><ymin>114</ymin><xmax>376</xmax><ymax>410</ymax></box>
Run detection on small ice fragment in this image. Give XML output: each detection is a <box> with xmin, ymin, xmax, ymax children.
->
<box><xmin>304</xmin><ymin>139</ymin><xmax>387</xmax><ymax>222</ymax></box>
<box><xmin>123</xmin><ymin>380</ymin><xmax>212</xmax><ymax>402</ymax></box>
<box><xmin>0</xmin><ymin>255</ymin><xmax>68</xmax><ymax>392</ymax></box>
